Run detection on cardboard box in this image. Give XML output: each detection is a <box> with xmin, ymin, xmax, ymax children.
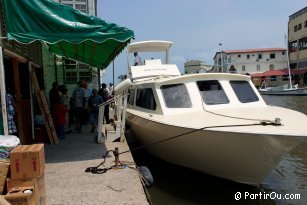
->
<box><xmin>0</xmin><ymin>195</ymin><xmax>11</xmax><ymax>205</ymax></box>
<box><xmin>4</xmin><ymin>186</ymin><xmax>35</xmax><ymax>205</ymax></box>
<box><xmin>10</xmin><ymin>144</ymin><xmax>45</xmax><ymax>179</ymax></box>
<box><xmin>7</xmin><ymin>174</ymin><xmax>46</xmax><ymax>205</ymax></box>
<box><xmin>0</xmin><ymin>159</ymin><xmax>10</xmax><ymax>194</ymax></box>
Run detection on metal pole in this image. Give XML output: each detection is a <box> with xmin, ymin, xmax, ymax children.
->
<box><xmin>120</xmin><ymin>91</ymin><xmax>128</xmax><ymax>142</ymax></box>
<box><xmin>219</xmin><ymin>43</ymin><xmax>223</xmax><ymax>73</ymax></box>
<box><xmin>112</xmin><ymin>60</ymin><xmax>115</xmax><ymax>87</ymax></box>
<box><xmin>98</xmin><ymin>68</ymin><xmax>101</xmax><ymax>89</ymax></box>
<box><xmin>285</xmin><ymin>34</ymin><xmax>292</xmax><ymax>88</ymax></box>
<box><xmin>0</xmin><ymin>46</ymin><xmax>8</xmax><ymax>135</ymax></box>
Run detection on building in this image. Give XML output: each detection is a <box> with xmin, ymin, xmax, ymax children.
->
<box><xmin>53</xmin><ymin>0</ymin><xmax>97</xmax><ymax>16</ymax></box>
<box><xmin>213</xmin><ymin>48</ymin><xmax>287</xmax><ymax>74</ymax></box>
<box><xmin>288</xmin><ymin>6</ymin><xmax>307</xmax><ymax>71</ymax></box>
<box><xmin>184</xmin><ymin>60</ymin><xmax>212</xmax><ymax>74</ymax></box>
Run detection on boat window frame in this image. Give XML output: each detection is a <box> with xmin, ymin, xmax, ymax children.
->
<box><xmin>229</xmin><ymin>80</ymin><xmax>259</xmax><ymax>103</ymax></box>
<box><xmin>160</xmin><ymin>83</ymin><xmax>192</xmax><ymax>108</ymax></box>
<box><xmin>135</xmin><ymin>88</ymin><xmax>157</xmax><ymax>110</ymax></box>
<box><xmin>196</xmin><ymin>80</ymin><xmax>230</xmax><ymax>105</ymax></box>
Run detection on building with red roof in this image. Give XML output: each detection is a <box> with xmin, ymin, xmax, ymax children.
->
<box><xmin>213</xmin><ymin>47</ymin><xmax>288</xmax><ymax>75</ymax></box>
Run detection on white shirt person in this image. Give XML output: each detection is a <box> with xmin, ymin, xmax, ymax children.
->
<box><xmin>134</xmin><ymin>52</ymin><xmax>142</xmax><ymax>66</ymax></box>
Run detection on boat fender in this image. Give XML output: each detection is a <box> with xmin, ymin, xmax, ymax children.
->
<box><xmin>137</xmin><ymin>166</ymin><xmax>154</xmax><ymax>187</ymax></box>
<box><xmin>114</xmin><ymin>79</ymin><xmax>132</xmax><ymax>95</ymax></box>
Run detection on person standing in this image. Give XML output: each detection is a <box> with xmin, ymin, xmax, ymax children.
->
<box><xmin>134</xmin><ymin>52</ymin><xmax>142</xmax><ymax>66</ymax></box>
<box><xmin>60</xmin><ymin>87</ymin><xmax>71</xmax><ymax>133</ymax></box>
<box><xmin>88</xmin><ymin>89</ymin><xmax>103</xmax><ymax>133</ymax></box>
<box><xmin>53</xmin><ymin>98</ymin><xmax>67</xmax><ymax>140</ymax></box>
<box><xmin>49</xmin><ymin>82</ymin><xmax>60</xmax><ymax>109</ymax></box>
<box><xmin>98</xmin><ymin>83</ymin><xmax>110</xmax><ymax>124</ymax></box>
<box><xmin>72</xmin><ymin>80</ymin><xmax>86</xmax><ymax>132</ymax></box>
<box><xmin>108</xmin><ymin>83</ymin><xmax>114</xmax><ymax>97</ymax></box>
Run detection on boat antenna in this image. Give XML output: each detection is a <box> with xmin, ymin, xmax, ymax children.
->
<box><xmin>285</xmin><ymin>33</ymin><xmax>292</xmax><ymax>89</ymax></box>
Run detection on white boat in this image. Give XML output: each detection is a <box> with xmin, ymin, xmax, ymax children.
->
<box><xmin>259</xmin><ymin>82</ymin><xmax>307</xmax><ymax>96</ymax></box>
<box><xmin>119</xmin><ymin>40</ymin><xmax>307</xmax><ymax>186</ymax></box>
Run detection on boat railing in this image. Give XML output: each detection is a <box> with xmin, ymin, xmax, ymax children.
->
<box><xmin>97</xmin><ymin>92</ymin><xmax>129</xmax><ymax>144</ymax></box>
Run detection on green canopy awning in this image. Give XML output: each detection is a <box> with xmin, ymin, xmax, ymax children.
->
<box><xmin>1</xmin><ymin>0</ymin><xmax>134</xmax><ymax>68</ymax></box>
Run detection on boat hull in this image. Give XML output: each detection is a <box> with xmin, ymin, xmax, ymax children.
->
<box><xmin>259</xmin><ymin>87</ymin><xmax>307</xmax><ymax>96</ymax></box>
<box><xmin>126</xmin><ymin>111</ymin><xmax>299</xmax><ymax>186</ymax></box>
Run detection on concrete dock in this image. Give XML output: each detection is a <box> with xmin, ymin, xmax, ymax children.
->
<box><xmin>44</xmin><ymin>125</ymin><xmax>149</xmax><ymax>205</ymax></box>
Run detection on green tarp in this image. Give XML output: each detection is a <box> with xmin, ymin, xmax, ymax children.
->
<box><xmin>2</xmin><ymin>0</ymin><xmax>134</xmax><ymax>68</ymax></box>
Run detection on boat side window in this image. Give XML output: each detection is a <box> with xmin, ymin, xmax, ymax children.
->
<box><xmin>161</xmin><ymin>84</ymin><xmax>192</xmax><ymax>108</ymax></box>
<box><xmin>230</xmin><ymin>81</ymin><xmax>259</xmax><ymax>103</ymax></box>
<box><xmin>197</xmin><ymin>80</ymin><xmax>229</xmax><ymax>105</ymax></box>
<box><xmin>128</xmin><ymin>89</ymin><xmax>135</xmax><ymax>105</ymax></box>
<box><xmin>136</xmin><ymin>88</ymin><xmax>157</xmax><ymax>110</ymax></box>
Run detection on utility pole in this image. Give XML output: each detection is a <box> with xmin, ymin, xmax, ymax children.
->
<box><xmin>219</xmin><ymin>43</ymin><xmax>223</xmax><ymax>73</ymax></box>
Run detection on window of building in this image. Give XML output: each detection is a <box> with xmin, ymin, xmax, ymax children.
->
<box><xmin>75</xmin><ymin>4</ymin><xmax>87</xmax><ymax>12</ymax></box>
<box><xmin>247</xmin><ymin>54</ymin><xmax>250</xmax><ymax>59</ymax></box>
<box><xmin>258</xmin><ymin>54</ymin><xmax>262</xmax><ymax>59</ymax></box>
<box><xmin>197</xmin><ymin>80</ymin><xmax>229</xmax><ymax>105</ymax></box>
<box><xmin>161</xmin><ymin>84</ymin><xmax>192</xmax><ymax>108</ymax></box>
<box><xmin>298</xmin><ymin>23</ymin><xmax>302</xmax><ymax>30</ymax></box>
<box><xmin>299</xmin><ymin>37</ymin><xmax>307</xmax><ymax>50</ymax></box>
<box><xmin>289</xmin><ymin>41</ymin><xmax>298</xmax><ymax>52</ymax></box>
<box><xmin>256</xmin><ymin>65</ymin><xmax>260</xmax><ymax>71</ymax></box>
<box><xmin>294</xmin><ymin>25</ymin><xmax>297</xmax><ymax>32</ymax></box>
<box><xmin>270</xmin><ymin>53</ymin><xmax>275</xmax><ymax>59</ymax></box>
<box><xmin>282</xmin><ymin>51</ymin><xmax>285</xmax><ymax>55</ymax></box>
<box><xmin>242</xmin><ymin>65</ymin><xmax>246</xmax><ymax>72</ymax></box>
<box><xmin>79</xmin><ymin>71</ymin><xmax>91</xmax><ymax>82</ymax></box>
<box><xmin>136</xmin><ymin>88</ymin><xmax>156</xmax><ymax>110</ymax></box>
<box><xmin>63</xmin><ymin>59</ymin><xmax>92</xmax><ymax>84</ymax></box>
<box><xmin>230</xmin><ymin>81</ymin><xmax>259</xmax><ymax>103</ymax></box>
<box><xmin>75</xmin><ymin>4</ymin><xmax>87</xmax><ymax>9</ymax></box>
<box><xmin>298</xmin><ymin>60</ymin><xmax>307</xmax><ymax>69</ymax></box>
<box><xmin>65</xmin><ymin>71</ymin><xmax>77</xmax><ymax>83</ymax></box>
<box><xmin>229</xmin><ymin>65</ymin><xmax>236</xmax><ymax>73</ymax></box>
<box><xmin>269</xmin><ymin>64</ymin><xmax>274</xmax><ymax>70</ymax></box>
<box><xmin>237</xmin><ymin>54</ymin><xmax>241</xmax><ymax>58</ymax></box>
<box><xmin>305</xmin><ymin>20</ymin><xmax>307</xmax><ymax>28</ymax></box>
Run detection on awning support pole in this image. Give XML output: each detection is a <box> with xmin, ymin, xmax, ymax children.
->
<box><xmin>0</xmin><ymin>46</ymin><xmax>8</xmax><ymax>135</ymax></box>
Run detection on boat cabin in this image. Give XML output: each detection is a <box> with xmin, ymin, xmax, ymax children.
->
<box><xmin>127</xmin><ymin>73</ymin><xmax>265</xmax><ymax>115</ymax></box>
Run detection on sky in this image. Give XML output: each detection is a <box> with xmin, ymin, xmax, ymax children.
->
<box><xmin>97</xmin><ymin>0</ymin><xmax>307</xmax><ymax>84</ymax></box>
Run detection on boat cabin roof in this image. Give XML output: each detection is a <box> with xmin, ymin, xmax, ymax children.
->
<box><xmin>127</xmin><ymin>40</ymin><xmax>173</xmax><ymax>53</ymax></box>
<box><xmin>133</xmin><ymin>73</ymin><xmax>251</xmax><ymax>85</ymax></box>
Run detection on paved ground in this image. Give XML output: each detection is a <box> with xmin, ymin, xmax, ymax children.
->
<box><xmin>44</xmin><ymin>125</ymin><xmax>149</xmax><ymax>205</ymax></box>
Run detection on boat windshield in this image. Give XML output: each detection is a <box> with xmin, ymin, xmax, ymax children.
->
<box><xmin>197</xmin><ymin>80</ymin><xmax>229</xmax><ymax>105</ymax></box>
<box><xmin>161</xmin><ymin>84</ymin><xmax>192</xmax><ymax>108</ymax></box>
<box><xmin>230</xmin><ymin>81</ymin><xmax>259</xmax><ymax>103</ymax></box>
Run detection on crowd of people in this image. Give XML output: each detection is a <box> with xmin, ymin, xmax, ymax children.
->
<box><xmin>49</xmin><ymin>80</ymin><xmax>114</xmax><ymax>139</ymax></box>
